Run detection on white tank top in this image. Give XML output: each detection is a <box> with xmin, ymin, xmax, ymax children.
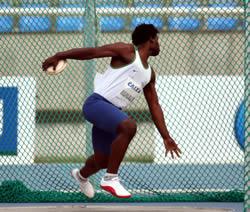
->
<box><xmin>94</xmin><ymin>47</ymin><xmax>152</xmax><ymax>108</ymax></box>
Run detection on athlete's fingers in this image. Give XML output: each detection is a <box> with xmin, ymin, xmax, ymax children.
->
<box><xmin>170</xmin><ymin>151</ymin><xmax>174</xmax><ymax>159</ymax></box>
<box><xmin>177</xmin><ymin>147</ymin><xmax>182</xmax><ymax>154</ymax></box>
<box><xmin>165</xmin><ymin>150</ymin><xmax>169</xmax><ymax>157</ymax></box>
<box><xmin>174</xmin><ymin>149</ymin><xmax>180</xmax><ymax>158</ymax></box>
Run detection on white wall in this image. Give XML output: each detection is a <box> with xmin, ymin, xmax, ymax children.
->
<box><xmin>0</xmin><ymin>77</ymin><xmax>36</xmax><ymax>165</ymax></box>
<box><xmin>154</xmin><ymin>76</ymin><xmax>244</xmax><ymax>164</ymax></box>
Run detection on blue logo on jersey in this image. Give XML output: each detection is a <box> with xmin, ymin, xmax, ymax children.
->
<box><xmin>0</xmin><ymin>87</ymin><xmax>18</xmax><ymax>155</ymax></box>
<box><xmin>128</xmin><ymin>82</ymin><xmax>141</xmax><ymax>93</ymax></box>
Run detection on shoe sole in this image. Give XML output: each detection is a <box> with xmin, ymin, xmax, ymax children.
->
<box><xmin>101</xmin><ymin>185</ymin><xmax>131</xmax><ymax>198</ymax></box>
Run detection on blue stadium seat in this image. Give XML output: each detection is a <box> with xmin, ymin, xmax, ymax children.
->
<box><xmin>96</xmin><ymin>0</ymin><xmax>126</xmax><ymax>8</ymax></box>
<box><xmin>133</xmin><ymin>0</ymin><xmax>164</xmax><ymax>8</ymax></box>
<box><xmin>19</xmin><ymin>4</ymin><xmax>51</xmax><ymax>32</ymax></box>
<box><xmin>131</xmin><ymin>17</ymin><xmax>163</xmax><ymax>30</ymax></box>
<box><xmin>58</xmin><ymin>0</ymin><xmax>85</xmax><ymax>8</ymax></box>
<box><xmin>19</xmin><ymin>16</ymin><xmax>51</xmax><ymax>32</ymax></box>
<box><xmin>168</xmin><ymin>2</ymin><xmax>201</xmax><ymax>31</ymax></box>
<box><xmin>96</xmin><ymin>1</ymin><xmax>126</xmax><ymax>32</ymax></box>
<box><xmin>206</xmin><ymin>3</ymin><xmax>239</xmax><ymax>31</ymax></box>
<box><xmin>168</xmin><ymin>16</ymin><xmax>201</xmax><ymax>31</ymax></box>
<box><xmin>56</xmin><ymin>2</ymin><xmax>85</xmax><ymax>32</ymax></box>
<box><xmin>0</xmin><ymin>3</ymin><xmax>13</xmax><ymax>33</ymax></box>
<box><xmin>171</xmin><ymin>0</ymin><xmax>201</xmax><ymax>8</ymax></box>
<box><xmin>208</xmin><ymin>0</ymin><xmax>238</xmax><ymax>7</ymax></box>
<box><xmin>0</xmin><ymin>16</ymin><xmax>13</xmax><ymax>33</ymax></box>
<box><xmin>207</xmin><ymin>17</ymin><xmax>238</xmax><ymax>31</ymax></box>
<box><xmin>131</xmin><ymin>0</ymin><xmax>163</xmax><ymax>30</ymax></box>
<box><xmin>56</xmin><ymin>17</ymin><xmax>85</xmax><ymax>32</ymax></box>
<box><xmin>0</xmin><ymin>2</ymin><xmax>12</xmax><ymax>8</ymax></box>
<box><xmin>100</xmin><ymin>16</ymin><xmax>125</xmax><ymax>32</ymax></box>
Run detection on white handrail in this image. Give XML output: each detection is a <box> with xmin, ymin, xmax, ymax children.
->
<box><xmin>0</xmin><ymin>6</ymin><xmax>244</xmax><ymax>17</ymax></box>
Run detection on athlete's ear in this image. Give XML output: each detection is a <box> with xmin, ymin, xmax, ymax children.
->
<box><xmin>149</xmin><ymin>37</ymin><xmax>154</xmax><ymax>43</ymax></box>
<box><xmin>148</xmin><ymin>38</ymin><xmax>155</xmax><ymax>47</ymax></box>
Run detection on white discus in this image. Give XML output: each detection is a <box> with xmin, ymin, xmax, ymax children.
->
<box><xmin>46</xmin><ymin>60</ymin><xmax>68</xmax><ymax>75</ymax></box>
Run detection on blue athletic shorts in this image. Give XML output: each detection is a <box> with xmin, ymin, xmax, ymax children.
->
<box><xmin>82</xmin><ymin>93</ymin><xmax>129</xmax><ymax>155</ymax></box>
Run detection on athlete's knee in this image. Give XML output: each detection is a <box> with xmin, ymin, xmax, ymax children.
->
<box><xmin>117</xmin><ymin>118</ymin><xmax>137</xmax><ymax>139</ymax></box>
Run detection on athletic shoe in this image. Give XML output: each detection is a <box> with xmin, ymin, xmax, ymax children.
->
<box><xmin>71</xmin><ymin>168</ymin><xmax>95</xmax><ymax>198</ymax></box>
<box><xmin>100</xmin><ymin>176</ymin><xmax>131</xmax><ymax>198</ymax></box>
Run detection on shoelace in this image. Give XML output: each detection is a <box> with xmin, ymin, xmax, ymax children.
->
<box><xmin>104</xmin><ymin>176</ymin><xmax>119</xmax><ymax>181</ymax></box>
<box><xmin>105</xmin><ymin>177</ymin><xmax>126</xmax><ymax>186</ymax></box>
<box><xmin>111</xmin><ymin>177</ymin><xmax>119</xmax><ymax>181</ymax></box>
<box><xmin>77</xmin><ymin>172</ymin><xmax>88</xmax><ymax>183</ymax></box>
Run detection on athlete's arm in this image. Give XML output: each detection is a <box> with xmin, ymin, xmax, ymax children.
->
<box><xmin>42</xmin><ymin>42</ymin><xmax>130</xmax><ymax>71</ymax></box>
<box><xmin>143</xmin><ymin>69</ymin><xmax>181</xmax><ymax>159</ymax></box>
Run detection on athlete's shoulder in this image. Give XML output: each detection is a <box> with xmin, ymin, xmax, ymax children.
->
<box><xmin>113</xmin><ymin>42</ymin><xmax>134</xmax><ymax>53</ymax></box>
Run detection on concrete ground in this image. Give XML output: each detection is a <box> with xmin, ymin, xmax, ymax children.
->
<box><xmin>0</xmin><ymin>202</ymin><xmax>244</xmax><ymax>212</ymax></box>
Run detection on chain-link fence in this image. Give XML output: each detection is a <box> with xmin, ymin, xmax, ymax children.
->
<box><xmin>244</xmin><ymin>1</ymin><xmax>250</xmax><ymax>211</ymax></box>
<box><xmin>0</xmin><ymin>0</ymin><xmax>246</xmax><ymax>204</ymax></box>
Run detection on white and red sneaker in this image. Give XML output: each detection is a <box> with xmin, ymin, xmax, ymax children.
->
<box><xmin>100</xmin><ymin>176</ymin><xmax>131</xmax><ymax>198</ymax></box>
<box><xmin>71</xmin><ymin>168</ymin><xmax>95</xmax><ymax>198</ymax></box>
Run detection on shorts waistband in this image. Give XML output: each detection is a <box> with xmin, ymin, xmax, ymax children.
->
<box><xmin>91</xmin><ymin>93</ymin><xmax>122</xmax><ymax>110</ymax></box>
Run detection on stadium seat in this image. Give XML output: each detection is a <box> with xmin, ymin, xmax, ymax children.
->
<box><xmin>0</xmin><ymin>3</ymin><xmax>13</xmax><ymax>33</ymax></box>
<box><xmin>206</xmin><ymin>2</ymin><xmax>239</xmax><ymax>31</ymax></box>
<box><xmin>131</xmin><ymin>17</ymin><xmax>163</xmax><ymax>30</ymax></box>
<box><xmin>19</xmin><ymin>4</ymin><xmax>51</xmax><ymax>32</ymax></box>
<box><xmin>208</xmin><ymin>0</ymin><xmax>238</xmax><ymax>7</ymax></box>
<box><xmin>171</xmin><ymin>0</ymin><xmax>201</xmax><ymax>8</ymax></box>
<box><xmin>168</xmin><ymin>16</ymin><xmax>201</xmax><ymax>31</ymax></box>
<box><xmin>131</xmin><ymin>0</ymin><xmax>163</xmax><ymax>30</ymax></box>
<box><xmin>133</xmin><ymin>0</ymin><xmax>164</xmax><ymax>8</ymax></box>
<box><xmin>96</xmin><ymin>0</ymin><xmax>126</xmax><ymax>32</ymax></box>
<box><xmin>56</xmin><ymin>2</ymin><xmax>85</xmax><ymax>32</ymax></box>
<box><xmin>207</xmin><ymin>17</ymin><xmax>238</xmax><ymax>31</ymax></box>
<box><xmin>96</xmin><ymin>0</ymin><xmax>126</xmax><ymax>8</ymax></box>
<box><xmin>168</xmin><ymin>2</ymin><xmax>201</xmax><ymax>31</ymax></box>
<box><xmin>56</xmin><ymin>17</ymin><xmax>85</xmax><ymax>32</ymax></box>
<box><xmin>58</xmin><ymin>0</ymin><xmax>85</xmax><ymax>8</ymax></box>
<box><xmin>100</xmin><ymin>16</ymin><xmax>125</xmax><ymax>32</ymax></box>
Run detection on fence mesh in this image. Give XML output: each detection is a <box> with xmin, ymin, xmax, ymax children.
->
<box><xmin>245</xmin><ymin>0</ymin><xmax>250</xmax><ymax>211</ymax></box>
<box><xmin>0</xmin><ymin>0</ymin><xmax>246</xmax><ymax>203</ymax></box>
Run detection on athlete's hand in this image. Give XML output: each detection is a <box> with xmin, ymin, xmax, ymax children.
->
<box><xmin>164</xmin><ymin>136</ymin><xmax>181</xmax><ymax>159</ymax></box>
<box><xmin>42</xmin><ymin>54</ymin><xmax>60</xmax><ymax>71</ymax></box>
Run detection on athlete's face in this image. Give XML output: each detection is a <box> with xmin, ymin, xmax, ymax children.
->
<box><xmin>150</xmin><ymin>35</ymin><xmax>160</xmax><ymax>56</ymax></box>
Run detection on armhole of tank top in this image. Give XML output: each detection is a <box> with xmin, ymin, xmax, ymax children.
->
<box><xmin>134</xmin><ymin>46</ymin><xmax>150</xmax><ymax>70</ymax></box>
<box><xmin>148</xmin><ymin>66</ymin><xmax>153</xmax><ymax>84</ymax></box>
<box><xmin>109</xmin><ymin>45</ymin><xmax>137</xmax><ymax>70</ymax></box>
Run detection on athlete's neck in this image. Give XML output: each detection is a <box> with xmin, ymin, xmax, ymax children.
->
<box><xmin>137</xmin><ymin>46</ymin><xmax>150</xmax><ymax>68</ymax></box>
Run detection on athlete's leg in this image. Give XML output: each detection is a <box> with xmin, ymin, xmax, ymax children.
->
<box><xmin>79</xmin><ymin>152</ymin><xmax>109</xmax><ymax>178</ymax></box>
<box><xmin>107</xmin><ymin>118</ymin><xmax>137</xmax><ymax>174</ymax></box>
<box><xmin>71</xmin><ymin>153</ymin><xmax>105</xmax><ymax>198</ymax></box>
<box><xmin>72</xmin><ymin>137</ymin><xmax>110</xmax><ymax>198</ymax></box>
<box><xmin>83</xmin><ymin>94</ymin><xmax>137</xmax><ymax>174</ymax></box>
<box><xmin>98</xmin><ymin>118</ymin><xmax>136</xmax><ymax>198</ymax></box>
<box><xmin>79</xmin><ymin>125</ymin><xmax>114</xmax><ymax>178</ymax></box>
<box><xmin>82</xmin><ymin>93</ymin><xmax>134</xmax><ymax>198</ymax></box>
